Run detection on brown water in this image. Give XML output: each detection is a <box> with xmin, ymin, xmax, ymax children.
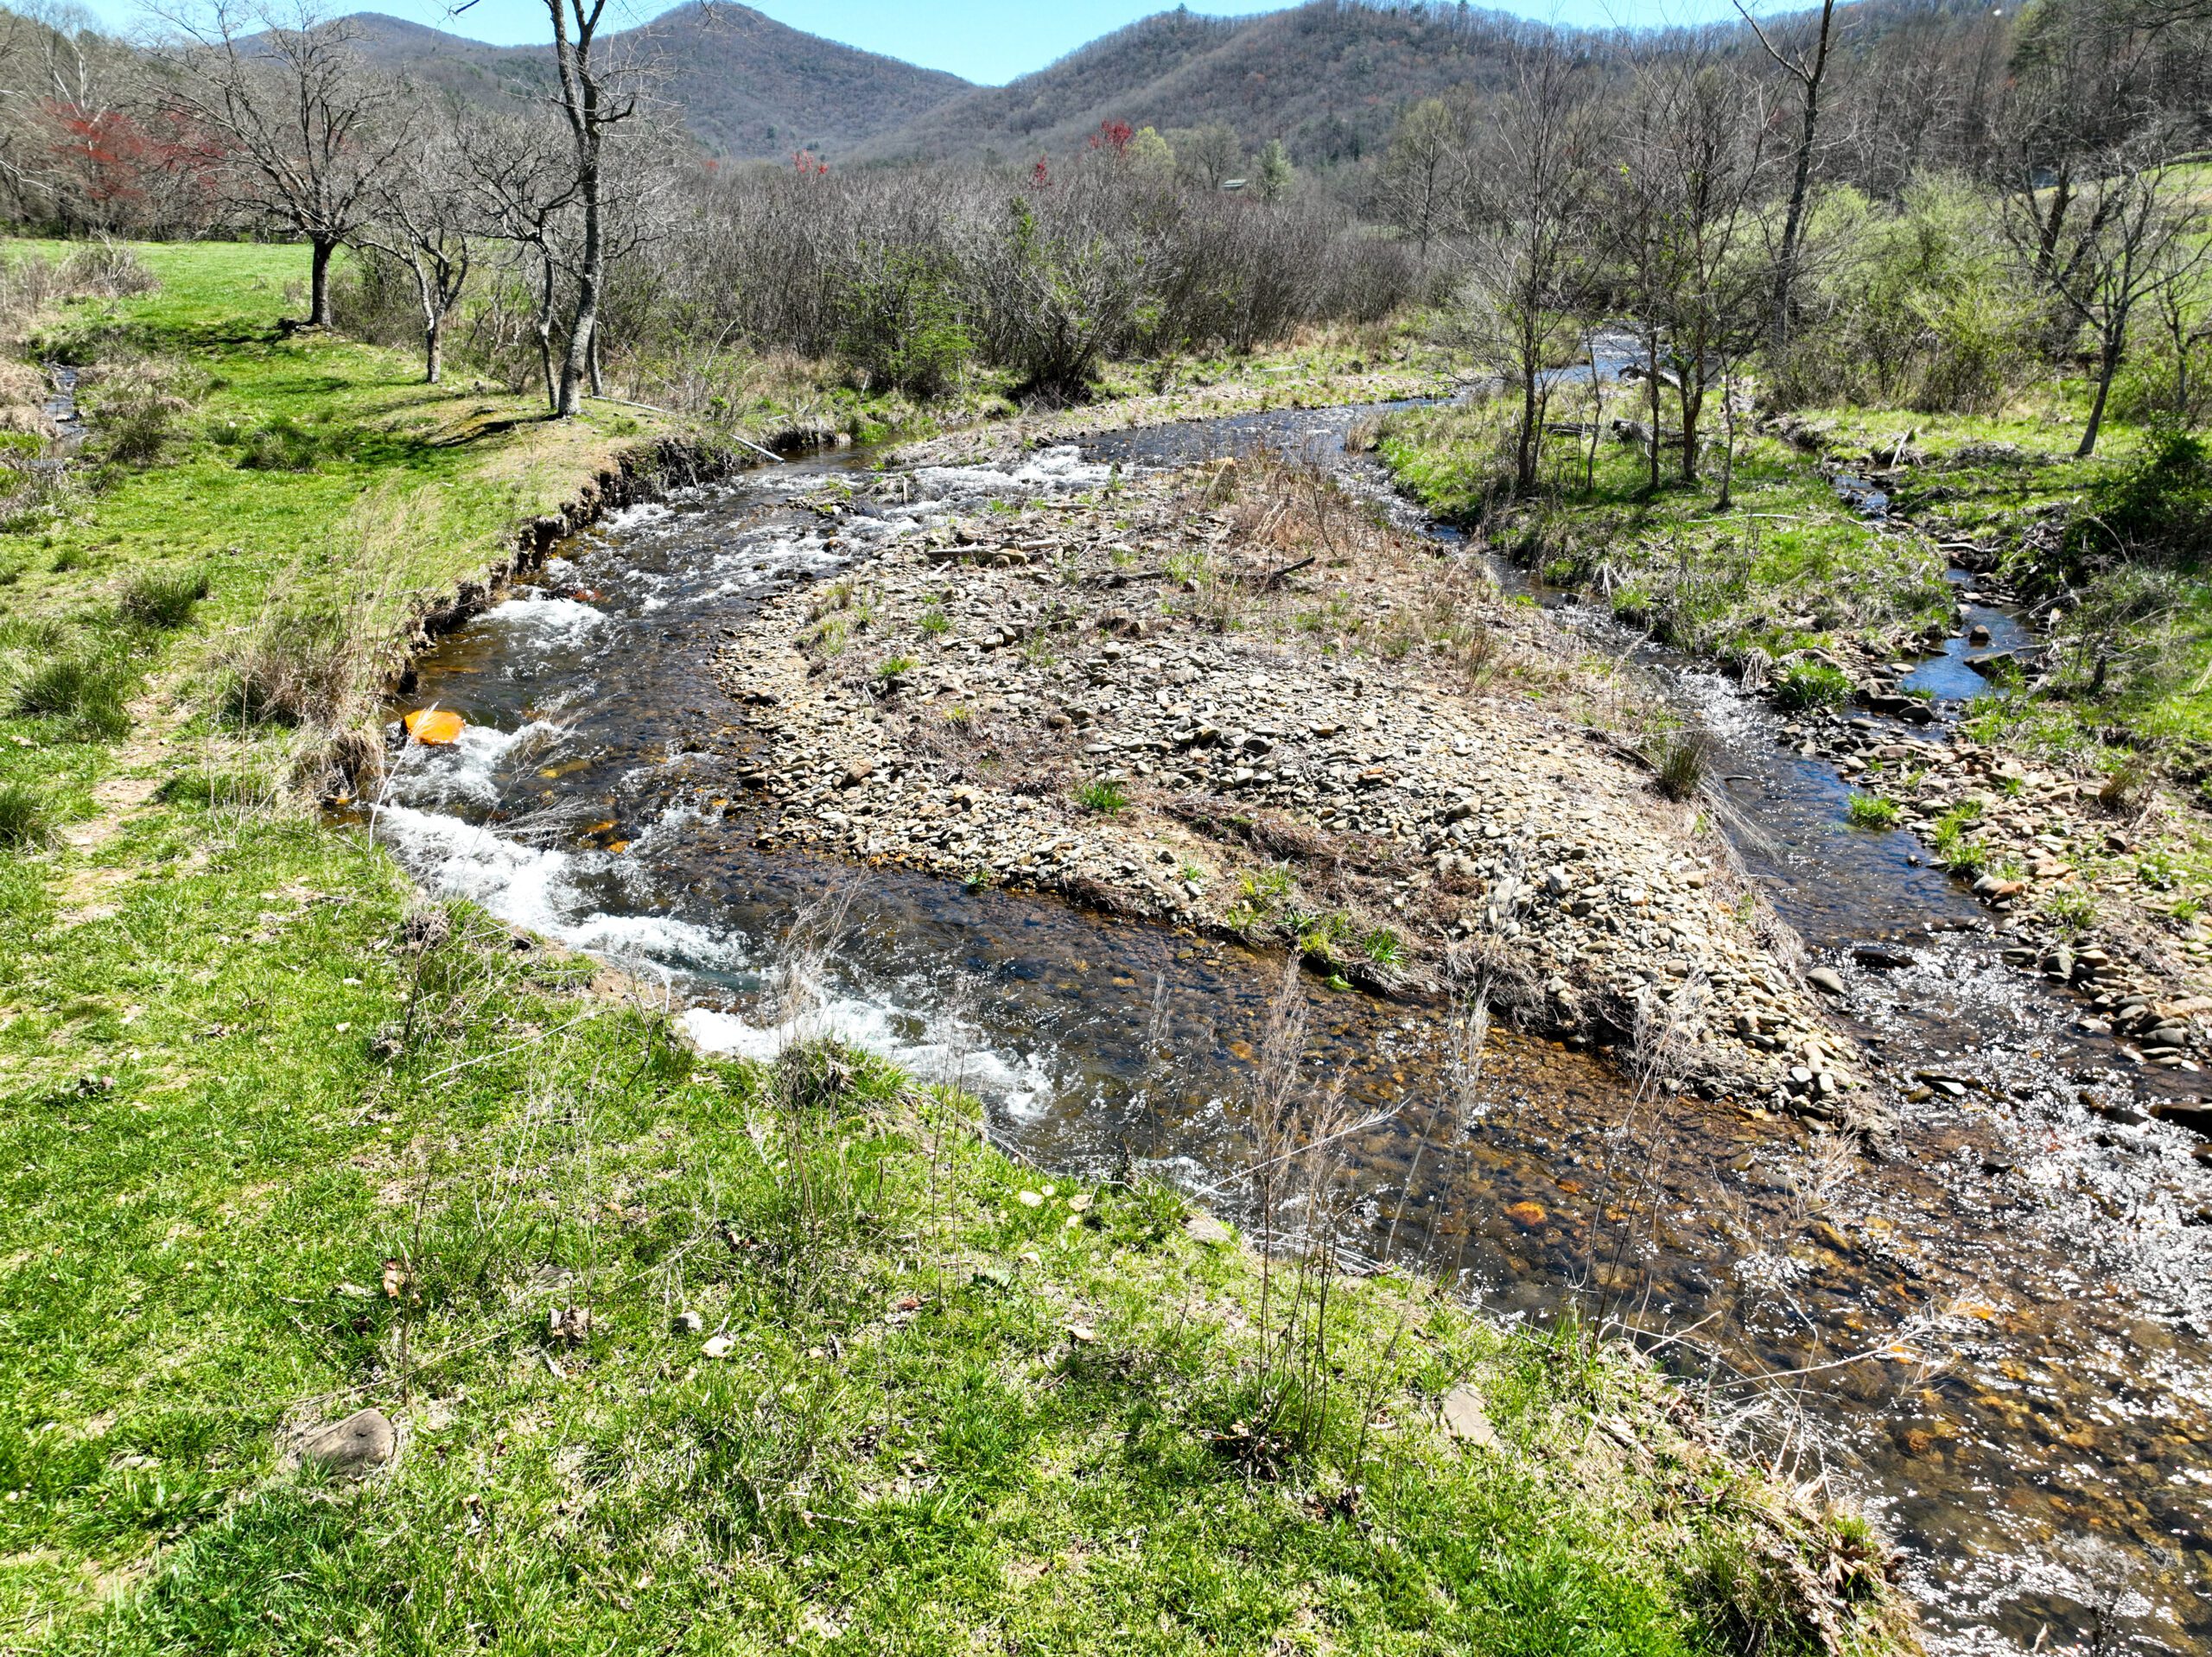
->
<box><xmin>368</xmin><ymin>411</ymin><xmax>2212</xmax><ymax>1654</ymax></box>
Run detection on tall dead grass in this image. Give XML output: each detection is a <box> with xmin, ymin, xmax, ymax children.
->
<box><xmin>1195</xmin><ymin>445</ymin><xmax>1506</xmax><ymax>688</ymax></box>
<box><xmin>219</xmin><ymin>483</ymin><xmax>469</xmax><ymax>794</ymax></box>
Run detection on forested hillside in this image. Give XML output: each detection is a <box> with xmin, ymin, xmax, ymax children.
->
<box><xmin>853</xmin><ymin>3</ymin><xmax>1554</xmax><ymax>167</ymax></box>
<box><xmin>343</xmin><ymin>3</ymin><xmax>972</xmax><ymax>158</ymax></box>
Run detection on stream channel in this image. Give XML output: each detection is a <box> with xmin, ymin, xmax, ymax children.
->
<box><xmin>367</xmin><ymin>402</ymin><xmax>2212</xmax><ymax>1654</ymax></box>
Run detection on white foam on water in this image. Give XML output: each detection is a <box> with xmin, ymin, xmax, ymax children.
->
<box><xmin>377</xmin><ymin>804</ymin><xmax>744</xmax><ymax>977</ymax></box>
<box><xmin>377</xmin><ymin>802</ymin><xmax>1062</xmax><ymax>1116</ymax></box>
<box><xmin>604</xmin><ymin>500</ymin><xmax>674</xmax><ymax>532</ymax></box>
<box><xmin>485</xmin><ymin>594</ymin><xmax>607</xmax><ymax>649</ymax></box>
<box><xmin>912</xmin><ymin>444</ymin><xmax>1114</xmax><ymax>503</ymax></box>
<box><xmin>385</xmin><ymin>718</ymin><xmax>568</xmax><ymax>810</ymax></box>
<box><xmin>681</xmin><ymin>995</ymin><xmax>1058</xmax><ymax>1118</ymax></box>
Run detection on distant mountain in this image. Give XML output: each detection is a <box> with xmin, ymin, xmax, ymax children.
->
<box><xmin>850</xmin><ymin>2</ymin><xmax>1551</xmax><ymax>168</ymax></box>
<box><xmin>339</xmin><ymin>4</ymin><xmax>971</xmax><ymax>160</ymax></box>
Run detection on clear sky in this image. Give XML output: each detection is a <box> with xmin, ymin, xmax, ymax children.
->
<box><xmin>105</xmin><ymin>1</ymin><xmax>1754</xmax><ymax>86</ymax></box>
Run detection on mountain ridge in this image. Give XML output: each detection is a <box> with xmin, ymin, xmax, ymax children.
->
<box><xmin>335</xmin><ymin>3</ymin><xmax>971</xmax><ymax>159</ymax></box>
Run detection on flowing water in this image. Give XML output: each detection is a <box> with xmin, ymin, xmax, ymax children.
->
<box><xmin>367</xmin><ymin>406</ymin><xmax>2212</xmax><ymax>1654</ymax></box>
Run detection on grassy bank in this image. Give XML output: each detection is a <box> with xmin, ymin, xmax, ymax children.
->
<box><xmin>1373</xmin><ymin>378</ymin><xmax>2206</xmax><ymax>753</ymax></box>
<box><xmin>1377</xmin><ymin>377</ymin><xmax>2212</xmax><ymax>997</ymax></box>
<box><xmin>0</xmin><ymin>239</ymin><xmax>1909</xmax><ymax>1654</ymax></box>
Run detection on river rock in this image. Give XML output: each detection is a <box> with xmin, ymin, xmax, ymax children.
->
<box><xmin>1440</xmin><ymin>1383</ymin><xmax>1501</xmax><ymax>1449</ymax></box>
<box><xmin>1851</xmin><ymin>943</ymin><xmax>1915</xmax><ymax>970</ymax></box>
<box><xmin>298</xmin><ymin>1407</ymin><xmax>396</xmax><ymax>1476</ymax></box>
<box><xmin>1807</xmin><ymin>967</ymin><xmax>1847</xmax><ymax>996</ymax></box>
<box><xmin>708</xmin><ymin>444</ymin><xmax>1862</xmax><ymax>1113</ymax></box>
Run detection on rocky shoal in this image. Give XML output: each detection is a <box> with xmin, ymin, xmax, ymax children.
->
<box><xmin>708</xmin><ymin>447</ymin><xmax>1869</xmax><ymax>1118</ymax></box>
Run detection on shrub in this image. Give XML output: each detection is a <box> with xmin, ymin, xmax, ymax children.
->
<box><xmin>1845</xmin><ymin>793</ymin><xmax>1900</xmax><ymax>828</ymax></box>
<box><xmin>2053</xmin><ymin>565</ymin><xmax>2189</xmax><ymax>702</ymax></box>
<box><xmin>1770</xmin><ymin>176</ymin><xmax>2036</xmax><ymax>414</ymax></box>
<box><xmin>218</xmin><ymin>607</ymin><xmax>359</xmax><ymax>727</ymax></box>
<box><xmin>119</xmin><ymin>565</ymin><xmax>210</xmax><ymax>630</ymax></box>
<box><xmin>84</xmin><ymin>354</ymin><xmax>206</xmax><ymax>468</ymax></box>
<box><xmin>2064</xmin><ymin>430</ymin><xmax>2212</xmax><ymax>571</ymax></box>
<box><xmin>1775</xmin><ymin>661</ymin><xmax>1852</xmax><ymax>710</ymax></box>
<box><xmin>57</xmin><ymin>239</ymin><xmax>156</xmax><ymax>299</ymax></box>
<box><xmin>835</xmin><ymin>246</ymin><xmax>974</xmax><ymax>398</ymax></box>
<box><xmin>0</xmin><ymin>780</ymin><xmax>49</xmax><ymax>848</ymax></box>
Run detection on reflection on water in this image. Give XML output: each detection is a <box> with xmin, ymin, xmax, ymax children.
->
<box><xmin>368</xmin><ymin>415</ymin><xmax>2212</xmax><ymax>1654</ymax></box>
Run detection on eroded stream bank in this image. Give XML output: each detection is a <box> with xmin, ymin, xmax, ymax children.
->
<box><xmin>365</xmin><ymin>406</ymin><xmax>2212</xmax><ymax>1654</ymax></box>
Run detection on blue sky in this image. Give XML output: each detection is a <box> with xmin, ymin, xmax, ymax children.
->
<box><xmin>105</xmin><ymin>1</ymin><xmax>1753</xmax><ymax>85</ymax></box>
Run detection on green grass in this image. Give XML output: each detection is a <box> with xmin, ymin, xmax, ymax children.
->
<box><xmin>0</xmin><ymin>823</ymin><xmax>1893</xmax><ymax>1652</ymax></box>
<box><xmin>0</xmin><ymin>239</ymin><xmax>1911</xmax><ymax>1657</ymax></box>
<box><xmin>1845</xmin><ymin>794</ymin><xmax>1901</xmax><ymax>830</ymax></box>
<box><xmin>0</xmin><ymin>778</ymin><xmax>48</xmax><ymax>847</ymax></box>
<box><xmin>1073</xmin><ymin>777</ymin><xmax>1128</xmax><ymax>814</ymax></box>
<box><xmin>1775</xmin><ymin>662</ymin><xmax>1853</xmax><ymax>712</ymax></box>
<box><xmin>118</xmin><ymin>564</ymin><xmax>211</xmax><ymax>630</ymax></box>
<box><xmin>1378</xmin><ymin>393</ymin><xmax>1957</xmax><ymax>663</ymax></box>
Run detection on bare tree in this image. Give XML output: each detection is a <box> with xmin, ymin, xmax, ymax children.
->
<box><xmin>1611</xmin><ymin>53</ymin><xmax>1770</xmax><ymax>488</ymax></box>
<box><xmin>2010</xmin><ymin>147</ymin><xmax>2211</xmax><ymax>455</ymax></box>
<box><xmin>1168</xmin><ymin>121</ymin><xmax>1241</xmax><ymax>191</ymax></box>
<box><xmin>1457</xmin><ymin>41</ymin><xmax>1599</xmax><ymax>495</ymax></box>
<box><xmin>537</xmin><ymin>0</ymin><xmax>643</xmax><ymax>417</ymax></box>
<box><xmin>152</xmin><ymin>2</ymin><xmax>404</xmax><ymax>327</ymax></box>
<box><xmin>1376</xmin><ymin>96</ymin><xmax>1462</xmax><ymax>257</ymax></box>
<box><xmin>0</xmin><ymin>3</ymin><xmax>164</xmax><ymax>233</ymax></box>
<box><xmin>356</xmin><ymin>92</ymin><xmax>478</xmax><ymax>383</ymax></box>
<box><xmin>1733</xmin><ymin>0</ymin><xmax>1840</xmax><ymax>352</ymax></box>
<box><xmin>461</xmin><ymin>110</ymin><xmax>576</xmax><ymax>412</ymax></box>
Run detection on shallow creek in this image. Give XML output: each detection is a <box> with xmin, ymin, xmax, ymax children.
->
<box><xmin>370</xmin><ymin>408</ymin><xmax>2212</xmax><ymax>1653</ymax></box>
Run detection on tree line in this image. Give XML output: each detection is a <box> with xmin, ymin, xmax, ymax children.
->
<box><xmin>0</xmin><ymin>0</ymin><xmax>2208</xmax><ymax>449</ymax></box>
<box><xmin>1372</xmin><ymin>0</ymin><xmax>2212</xmax><ymax>480</ymax></box>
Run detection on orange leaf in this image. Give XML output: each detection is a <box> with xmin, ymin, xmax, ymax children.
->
<box><xmin>404</xmin><ymin>708</ymin><xmax>466</xmax><ymax>746</ymax></box>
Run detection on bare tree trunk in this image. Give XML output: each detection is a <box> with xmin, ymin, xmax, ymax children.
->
<box><xmin>309</xmin><ymin>237</ymin><xmax>337</xmax><ymax>327</ymax></box>
<box><xmin>1714</xmin><ymin>357</ymin><xmax>1739</xmax><ymax>511</ymax></box>
<box><xmin>1676</xmin><ymin>327</ymin><xmax>1706</xmax><ymax>485</ymax></box>
<box><xmin>1645</xmin><ymin>333</ymin><xmax>1663</xmax><ymax>496</ymax></box>
<box><xmin>426</xmin><ymin>316</ymin><xmax>443</xmax><ymax>384</ymax></box>
<box><xmin>1517</xmin><ymin>363</ymin><xmax>1540</xmax><ymax>493</ymax></box>
<box><xmin>1583</xmin><ymin>322</ymin><xmax>1601</xmax><ymax>494</ymax></box>
<box><xmin>588</xmin><ymin>318</ymin><xmax>604</xmax><ymax>397</ymax></box>
<box><xmin>537</xmin><ymin>252</ymin><xmax>559</xmax><ymax>412</ymax></box>
<box><xmin>557</xmin><ymin>165</ymin><xmax>599</xmax><ymax>416</ymax></box>
<box><xmin>2080</xmin><ymin>327</ymin><xmax>2123</xmax><ymax>457</ymax></box>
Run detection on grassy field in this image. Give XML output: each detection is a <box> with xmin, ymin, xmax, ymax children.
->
<box><xmin>0</xmin><ymin>239</ymin><xmax>1909</xmax><ymax>1654</ymax></box>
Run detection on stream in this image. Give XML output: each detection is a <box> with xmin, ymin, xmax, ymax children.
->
<box><xmin>367</xmin><ymin>404</ymin><xmax>2212</xmax><ymax>1654</ymax></box>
